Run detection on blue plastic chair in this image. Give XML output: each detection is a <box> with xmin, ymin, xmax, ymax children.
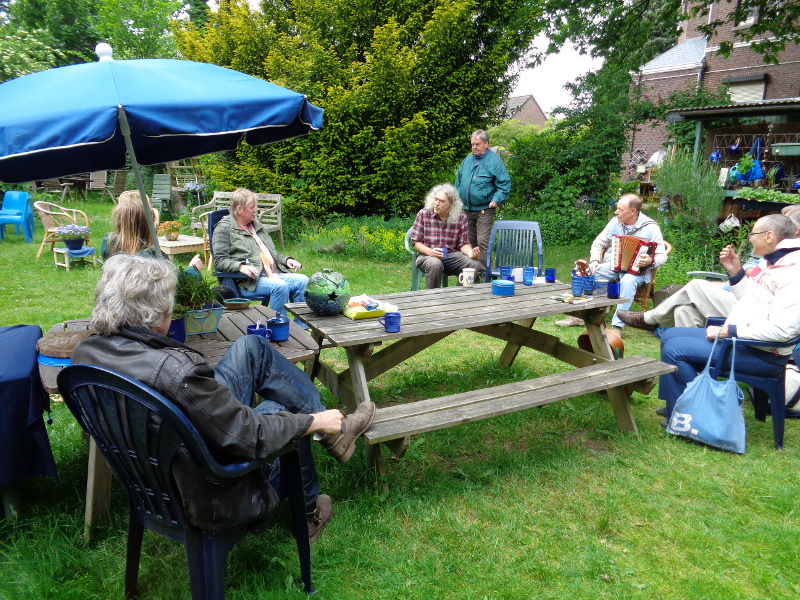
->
<box><xmin>208</xmin><ymin>209</ymin><xmax>271</xmax><ymax>304</ymax></box>
<box><xmin>706</xmin><ymin>325</ymin><xmax>800</xmax><ymax>450</ymax></box>
<box><xmin>485</xmin><ymin>220</ymin><xmax>544</xmax><ymax>281</ymax></box>
<box><xmin>404</xmin><ymin>227</ymin><xmax>449</xmax><ymax>290</ymax></box>
<box><xmin>0</xmin><ymin>191</ymin><xmax>35</xmax><ymax>243</ymax></box>
<box><xmin>57</xmin><ymin>364</ymin><xmax>313</xmax><ymax>599</ymax></box>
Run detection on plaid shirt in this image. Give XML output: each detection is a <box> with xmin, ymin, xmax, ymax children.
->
<box><xmin>410</xmin><ymin>209</ymin><xmax>470</xmax><ymax>252</ymax></box>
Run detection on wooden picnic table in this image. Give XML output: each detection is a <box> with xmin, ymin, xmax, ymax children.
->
<box><xmin>40</xmin><ymin>304</ymin><xmax>318</xmax><ymax>540</ymax></box>
<box><xmin>286</xmin><ymin>281</ymin><xmax>676</xmax><ymax>477</ymax></box>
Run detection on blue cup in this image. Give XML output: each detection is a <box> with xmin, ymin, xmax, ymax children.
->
<box><xmin>378</xmin><ymin>311</ymin><xmax>401</xmax><ymax>333</ymax></box>
<box><xmin>583</xmin><ymin>275</ymin><xmax>595</xmax><ymax>296</ymax></box>
<box><xmin>544</xmin><ymin>267</ymin><xmax>556</xmax><ymax>283</ymax></box>
<box><xmin>267</xmin><ymin>316</ymin><xmax>290</xmax><ymax>342</ymax></box>
<box><xmin>571</xmin><ymin>275</ymin><xmax>584</xmax><ymax>298</ymax></box>
<box><xmin>607</xmin><ymin>281</ymin><xmax>621</xmax><ymax>299</ymax></box>
<box><xmin>439</xmin><ymin>246</ymin><xmax>448</xmax><ymax>257</ymax></box>
<box><xmin>247</xmin><ymin>324</ymin><xmax>270</xmax><ymax>338</ymax></box>
<box><xmin>595</xmin><ymin>280</ymin><xmax>608</xmax><ymax>296</ymax></box>
<box><xmin>523</xmin><ymin>266</ymin><xmax>535</xmax><ymax>286</ymax></box>
<box><xmin>500</xmin><ymin>266</ymin><xmax>513</xmax><ymax>282</ymax></box>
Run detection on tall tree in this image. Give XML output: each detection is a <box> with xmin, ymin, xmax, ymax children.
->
<box><xmin>173</xmin><ymin>0</ymin><xmax>543</xmax><ymax>217</ymax></box>
<box><xmin>95</xmin><ymin>0</ymin><xmax>183</xmax><ymax>58</ymax></box>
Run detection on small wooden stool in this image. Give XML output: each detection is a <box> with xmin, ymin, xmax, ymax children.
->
<box><xmin>54</xmin><ymin>246</ymin><xmax>97</xmax><ymax>271</ymax></box>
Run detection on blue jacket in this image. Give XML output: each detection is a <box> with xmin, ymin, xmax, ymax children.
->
<box><xmin>455</xmin><ymin>149</ymin><xmax>511</xmax><ymax>211</ymax></box>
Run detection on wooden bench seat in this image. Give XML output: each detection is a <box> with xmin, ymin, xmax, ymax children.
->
<box><xmin>364</xmin><ymin>355</ymin><xmax>676</xmax><ymax>445</ymax></box>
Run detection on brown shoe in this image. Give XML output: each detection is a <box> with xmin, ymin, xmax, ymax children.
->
<box><xmin>319</xmin><ymin>401</ymin><xmax>376</xmax><ymax>463</ymax></box>
<box><xmin>307</xmin><ymin>494</ymin><xmax>332</xmax><ymax>543</ymax></box>
<box><xmin>617</xmin><ymin>310</ymin><xmax>658</xmax><ymax>331</ymax></box>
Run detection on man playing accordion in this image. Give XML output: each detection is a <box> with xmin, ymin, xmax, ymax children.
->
<box><xmin>556</xmin><ymin>193</ymin><xmax>668</xmax><ymax>333</ymax></box>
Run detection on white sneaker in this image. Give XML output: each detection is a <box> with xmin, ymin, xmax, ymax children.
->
<box><xmin>555</xmin><ymin>316</ymin><xmax>585</xmax><ymax>327</ymax></box>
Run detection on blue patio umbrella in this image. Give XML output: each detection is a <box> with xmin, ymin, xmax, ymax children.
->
<box><xmin>0</xmin><ymin>45</ymin><xmax>323</xmax><ymax>251</ymax></box>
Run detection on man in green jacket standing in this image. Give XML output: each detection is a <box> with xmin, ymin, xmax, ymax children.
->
<box><xmin>455</xmin><ymin>129</ymin><xmax>511</xmax><ymax>256</ymax></box>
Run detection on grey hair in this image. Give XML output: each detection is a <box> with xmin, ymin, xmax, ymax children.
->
<box><xmin>781</xmin><ymin>205</ymin><xmax>800</xmax><ymax>234</ymax></box>
<box><xmin>230</xmin><ymin>188</ymin><xmax>257</xmax><ymax>215</ymax></box>
<box><xmin>758</xmin><ymin>214</ymin><xmax>796</xmax><ymax>243</ymax></box>
<box><xmin>471</xmin><ymin>129</ymin><xmax>489</xmax><ymax>143</ymax></box>
<box><xmin>90</xmin><ymin>254</ymin><xmax>177</xmax><ymax>335</ymax></box>
<box><xmin>423</xmin><ymin>183</ymin><xmax>463</xmax><ymax>225</ymax></box>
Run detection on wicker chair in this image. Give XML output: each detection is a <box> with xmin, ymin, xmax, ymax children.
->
<box><xmin>33</xmin><ymin>200</ymin><xmax>91</xmax><ymax>259</ymax></box>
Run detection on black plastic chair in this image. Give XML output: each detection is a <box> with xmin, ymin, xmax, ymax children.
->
<box><xmin>208</xmin><ymin>209</ymin><xmax>271</xmax><ymax>305</ymax></box>
<box><xmin>57</xmin><ymin>364</ymin><xmax>312</xmax><ymax>599</ymax></box>
<box><xmin>705</xmin><ymin>322</ymin><xmax>800</xmax><ymax>449</ymax></box>
<box><xmin>484</xmin><ymin>220</ymin><xmax>544</xmax><ymax>281</ymax></box>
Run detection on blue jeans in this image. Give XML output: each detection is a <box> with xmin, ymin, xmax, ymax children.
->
<box><xmin>214</xmin><ymin>335</ymin><xmax>324</xmax><ymax>509</ymax></box>
<box><xmin>254</xmin><ymin>273</ymin><xmax>309</xmax><ymax>316</ymax></box>
<box><xmin>594</xmin><ymin>263</ymin><xmax>647</xmax><ymax>327</ymax></box>
<box><xmin>658</xmin><ymin>328</ymin><xmax>787</xmax><ymax>417</ymax></box>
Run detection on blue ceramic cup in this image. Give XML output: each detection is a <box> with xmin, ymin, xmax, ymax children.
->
<box><xmin>523</xmin><ymin>266</ymin><xmax>535</xmax><ymax>286</ymax></box>
<box><xmin>544</xmin><ymin>267</ymin><xmax>556</xmax><ymax>283</ymax></box>
<box><xmin>583</xmin><ymin>275</ymin><xmax>595</xmax><ymax>296</ymax></box>
<box><xmin>378</xmin><ymin>311</ymin><xmax>401</xmax><ymax>333</ymax></box>
<box><xmin>439</xmin><ymin>246</ymin><xmax>448</xmax><ymax>257</ymax></box>
<box><xmin>500</xmin><ymin>266</ymin><xmax>513</xmax><ymax>281</ymax></box>
<box><xmin>571</xmin><ymin>275</ymin><xmax>584</xmax><ymax>298</ymax></box>
<box><xmin>267</xmin><ymin>316</ymin><xmax>290</xmax><ymax>342</ymax></box>
<box><xmin>607</xmin><ymin>281</ymin><xmax>621</xmax><ymax>299</ymax></box>
<box><xmin>247</xmin><ymin>324</ymin><xmax>270</xmax><ymax>338</ymax></box>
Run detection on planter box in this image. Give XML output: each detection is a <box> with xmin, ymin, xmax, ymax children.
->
<box><xmin>185</xmin><ymin>303</ymin><xmax>224</xmax><ymax>335</ymax></box>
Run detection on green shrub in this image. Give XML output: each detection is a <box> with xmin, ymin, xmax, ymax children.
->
<box><xmin>301</xmin><ymin>216</ymin><xmax>411</xmax><ymax>263</ymax></box>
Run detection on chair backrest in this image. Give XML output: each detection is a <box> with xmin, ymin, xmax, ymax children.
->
<box><xmin>2</xmin><ymin>190</ymin><xmax>30</xmax><ymax>213</ymax></box>
<box><xmin>57</xmin><ymin>364</ymin><xmax>218</xmax><ymax>535</ymax></box>
<box><xmin>207</xmin><ymin>209</ymin><xmax>230</xmax><ymax>262</ymax></box>
<box><xmin>111</xmin><ymin>170</ymin><xmax>128</xmax><ymax>197</ymax></box>
<box><xmin>212</xmin><ymin>191</ymin><xmax>281</xmax><ymax>232</ymax></box>
<box><xmin>88</xmin><ymin>171</ymin><xmax>108</xmax><ymax>191</ymax></box>
<box><xmin>152</xmin><ymin>173</ymin><xmax>172</xmax><ymax>197</ymax></box>
<box><xmin>404</xmin><ymin>227</ymin><xmax>414</xmax><ymax>254</ymax></box>
<box><xmin>485</xmin><ymin>220</ymin><xmax>544</xmax><ymax>275</ymax></box>
<box><xmin>34</xmin><ymin>200</ymin><xmax>74</xmax><ymax>230</ymax></box>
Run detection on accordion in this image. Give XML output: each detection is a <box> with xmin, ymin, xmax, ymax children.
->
<box><xmin>610</xmin><ymin>235</ymin><xmax>658</xmax><ymax>275</ymax></box>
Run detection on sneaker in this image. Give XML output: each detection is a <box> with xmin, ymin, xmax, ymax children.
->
<box><xmin>660</xmin><ymin>419</ymin><xmax>668</xmax><ymax>429</ymax></box>
<box><xmin>307</xmin><ymin>494</ymin><xmax>332</xmax><ymax>543</ymax></box>
<box><xmin>318</xmin><ymin>401</ymin><xmax>376</xmax><ymax>463</ymax></box>
<box><xmin>555</xmin><ymin>316</ymin><xmax>585</xmax><ymax>327</ymax></box>
<box><xmin>655</xmin><ymin>406</ymin><xmax>667</xmax><ymax>417</ymax></box>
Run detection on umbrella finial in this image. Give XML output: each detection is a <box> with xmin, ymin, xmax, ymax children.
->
<box><xmin>95</xmin><ymin>43</ymin><xmax>114</xmax><ymax>62</ymax></box>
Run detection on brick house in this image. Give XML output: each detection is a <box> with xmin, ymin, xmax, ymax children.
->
<box><xmin>501</xmin><ymin>95</ymin><xmax>548</xmax><ymax>127</ymax></box>
<box><xmin>623</xmin><ymin>0</ymin><xmax>800</xmax><ymax>179</ymax></box>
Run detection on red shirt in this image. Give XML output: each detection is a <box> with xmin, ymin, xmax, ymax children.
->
<box><xmin>410</xmin><ymin>209</ymin><xmax>470</xmax><ymax>252</ymax></box>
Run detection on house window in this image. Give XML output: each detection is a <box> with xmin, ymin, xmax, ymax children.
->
<box><xmin>735</xmin><ymin>0</ymin><xmax>758</xmax><ymax>27</ymax></box>
<box><xmin>724</xmin><ymin>74</ymin><xmax>766</xmax><ymax>103</ymax></box>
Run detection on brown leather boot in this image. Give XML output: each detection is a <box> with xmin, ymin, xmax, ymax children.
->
<box><xmin>307</xmin><ymin>494</ymin><xmax>332</xmax><ymax>543</ymax></box>
<box><xmin>318</xmin><ymin>401</ymin><xmax>376</xmax><ymax>463</ymax></box>
<box><xmin>617</xmin><ymin>310</ymin><xmax>658</xmax><ymax>331</ymax></box>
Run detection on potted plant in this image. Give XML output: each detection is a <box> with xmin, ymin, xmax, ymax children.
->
<box><xmin>54</xmin><ymin>224</ymin><xmax>90</xmax><ymax>251</ymax></box>
<box><xmin>158</xmin><ymin>220</ymin><xmax>182</xmax><ymax>241</ymax></box>
<box><xmin>173</xmin><ymin>271</ymin><xmax>224</xmax><ymax>335</ymax></box>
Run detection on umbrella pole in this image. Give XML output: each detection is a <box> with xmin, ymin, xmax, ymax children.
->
<box><xmin>117</xmin><ymin>106</ymin><xmax>161</xmax><ymax>255</ymax></box>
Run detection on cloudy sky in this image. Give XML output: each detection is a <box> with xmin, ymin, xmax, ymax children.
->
<box><xmin>512</xmin><ymin>38</ymin><xmax>604</xmax><ymax>117</ymax></box>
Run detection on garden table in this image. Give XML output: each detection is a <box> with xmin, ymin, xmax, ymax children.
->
<box><xmin>286</xmin><ymin>281</ymin><xmax>676</xmax><ymax>477</ymax></box>
<box><xmin>39</xmin><ymin>304</ymin><xmax>318</xmax><ymax>540</ymax></box>
<box><xmin>156</xmin><ymin>234</ymin><xmax>206</xmax><ymax>262</ymax></box>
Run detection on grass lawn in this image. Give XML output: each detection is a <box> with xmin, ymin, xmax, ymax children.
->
<box><xmin>2</xmin><ymin>196</ymin><xmax>799</xmax><ymax>599</ymax></box>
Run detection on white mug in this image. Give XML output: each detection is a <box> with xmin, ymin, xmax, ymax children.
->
<box><xmin>459</xmin><ymin>268</ymin><xmax>475</xmax><ymax>287</ymax></box>
<box><xmin>512</xmin><ymin>267</ymin><xmax>523</xmax><ymax>283</ymax></box>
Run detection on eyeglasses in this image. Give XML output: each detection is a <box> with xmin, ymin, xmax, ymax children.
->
<box><xmin>749</xmin><ymin>231</ymin><xmax>769</xmax><ymax>237</ymax></box>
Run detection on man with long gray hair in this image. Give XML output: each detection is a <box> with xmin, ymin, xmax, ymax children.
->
<box><xmin>410</xmin><ymin>183</ymin><xmax>484</xmax><ymax>288</ymax></box>
<box><xmin>73</xmin><ymin>254</ymin><xmax>375</xmax><ymax>542</ymax></box>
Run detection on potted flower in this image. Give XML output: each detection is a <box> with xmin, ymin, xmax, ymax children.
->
<box><xmin>158</xmin><ymin>220</ymin><xmax>182</xmax><ymax>241</ymax></box>
<box><xmin>55</xmin><ymin>224</ymin><xmax>91</xmax><ymax>251</ymax></box>
<box><xmin>183</xmin><ymin>181</ymin><xmax>206</xmax><ymax>206</ymax></box>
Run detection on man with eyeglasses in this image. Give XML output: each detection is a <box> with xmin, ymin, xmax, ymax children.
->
<box><xmin>657</xmin><ymin>214</ymin><xmax>800</xmax><ymax>426</ymax></box>
<box><xmin>618</xmin><ymin>206</ymin><xmax>800</xmax><ymax>332</ymax></box>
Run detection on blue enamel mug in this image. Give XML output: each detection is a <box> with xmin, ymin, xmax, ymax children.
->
<box><xmin>267</xmin><ymin>316</ymin><xmax>290</xmax><ymax>342</ymax></box>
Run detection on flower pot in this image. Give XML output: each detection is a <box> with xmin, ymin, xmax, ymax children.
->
<box><xmin>63</xmin><ymin>238</ymin><xmax>85</xmax><ymax>251</ymax></box>
<box><xmin>165</xmin><ymin>232</ymin><xmax>179</xmax><ymax>241</ymax></box>
<box><xmin>166</xmin><ymin>316</ymin><xmax>186</xmax><ymax>343</ymax></box>
<box><xmin>185</xmin><ymin>303</ymin><xmax>224</xmax><ymax>335</ymax></box>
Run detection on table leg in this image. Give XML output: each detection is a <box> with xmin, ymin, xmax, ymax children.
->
<box><xmin>498</xmin><ymin>318</ymin><xmax>536</xmax><ymax>367</ymax></box>
<box><xmin>83</xmin><ymin>439</ymin><xmax>113</xmax><ymax>543</ymax></box>
<box><xmin>344</xmin><ymin>346</ymin><xmax>385</xmax><ymax>478</ymax></box>
<box><xmin>583</xmin><ymin>320</ymin><xmax>639</xmax><ymax>435</ymax></box>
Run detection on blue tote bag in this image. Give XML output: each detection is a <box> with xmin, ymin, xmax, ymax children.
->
<box><xmin>666</xmin><ymin>336</ymin><xmax>746</xmax><ymax>454</ymax></box>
